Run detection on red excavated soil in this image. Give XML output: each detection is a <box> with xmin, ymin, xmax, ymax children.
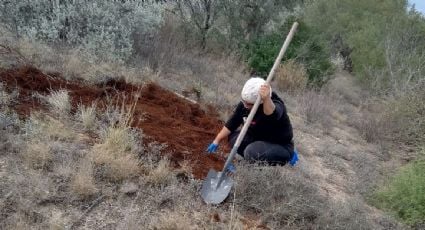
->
<box><xmin>0</xmin><ymin>66</ymin><xmax>227</xmax><ymax>178</ymax></box>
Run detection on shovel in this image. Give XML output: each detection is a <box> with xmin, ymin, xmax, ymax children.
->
<box><xmin>201</xmin><ymin>22</ymin><xmax>299</xmax><ymax>204</ymax></box>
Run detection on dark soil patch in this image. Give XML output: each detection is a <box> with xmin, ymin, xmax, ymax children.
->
<box><xmin>0</xmin><ymin>66</ymin><xmax>227</xmax><ymax>178</ymax></box>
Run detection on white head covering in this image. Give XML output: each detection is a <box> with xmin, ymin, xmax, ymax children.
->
<box><xmin>241</xmin><ymin>77</ymin><xmax>266</xmax><ymax>104</ymax></box>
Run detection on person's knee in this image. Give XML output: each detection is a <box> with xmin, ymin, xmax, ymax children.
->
<box><xmin>243</xmin><ymin>142</ymin><xmax>264</xmax><ymax>160</ymax></box>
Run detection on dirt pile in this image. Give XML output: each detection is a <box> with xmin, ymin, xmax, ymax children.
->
<box><xmin>0</xmin><ymin>66</ymin><xmax>226</xmax><ymax>178</ymax></box>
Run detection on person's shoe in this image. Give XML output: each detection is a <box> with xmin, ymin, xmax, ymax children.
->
<box><xmin>289</xmin><ymin>149</ymin><xmax>299</xmax><ymax>166</ymax></box>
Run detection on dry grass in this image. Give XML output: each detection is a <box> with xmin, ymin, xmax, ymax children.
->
<box><xmin>234</xmin><ymin>163</ymin><xmax>325</xmax><ymax>228</ymax></box>
<box><xmin>275</xmin><ymin>60</ymin><xmax>308</xmax><ymax>93</ymax></box>
<box><xmin>71</xmin><ymin>157</ymin><xmax>98</xmax><ymax>199</ymax></box>
<box><xmin>48</xmin><ymin>211</ymin><xmax>67</xmax><ymax>230</ymax></box>
<box><xmin>45</xmin><ymin>90</ymin><xmax>71</xmax><ymax>115</ymax></box>
<box><xmin>63</xmin><ymin>50</ymin><xmax>146</xmax><ymax>84</ymax></box>
<box><xmin>295</xmin><ymin>90</ymin><xmax>338</xmax><ymax>133</ymax></box>
<box><xmin>91</xmin><ymin>126</ymin><xmax>140</xmax><ymax>182</ymax></box>
<box><xmin>91</xmin><ymin>103</ymin><xmax>141</xmax><ymax>182</ymax></box>
<box><xmin>24</xmin><ymin>113</ymin><xmax>75</xmax><ymax>142</ymax></box>
<box><xmin>23</xmin><ymin>141</ymin><xmax>52</xmax><ymax>170</ymax></box>
<box><xmin>77</xmin><ymin>103</ymin><xmax>97</xmax><ymax>131</ymax></box>
<box><xmin>150</xmin><ymin>211</ymin><xmax>194</xmax><ymax>230</ymax></box>
<box><xmin>146</xmin><ymin>158</ymin><xmax>175</xmax><ymax>187</ymax></box>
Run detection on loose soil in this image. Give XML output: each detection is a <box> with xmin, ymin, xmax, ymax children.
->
<box><xmin>0</xmin><ymin>66</ymin><xmax>227</xmax><ymax>178</ymax></box>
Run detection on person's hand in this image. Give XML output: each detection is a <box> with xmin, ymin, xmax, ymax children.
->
<box><xmin>225</xmin><ymin>162</ymin><xmax>236</xmax><ymax>174</ymax></box>
<box><xmin>206</xmin><ymin>143</ymin><xmax>218</xmax><ymax>154</ymax></box>
<box><xmin>259</xmin><ymin>83</ymin><xmax>271</xmax><ymax>101</ymax></box>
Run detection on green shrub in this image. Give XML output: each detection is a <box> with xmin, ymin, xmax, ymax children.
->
<box><xmin>0</xmin><ymin>1</ymin><xmax>164</xmax><ymax>62</ymax></box>
<box><xmin>303</xmin><ymin>0</ymin><xmax>425</xmax><ymax>93</ymax></box>
<box><xmin>384</xmin><ymin>87</ymin><xmax>425</xmax><ymax>146</ymax></box>
<box><xmin>372</xmin><ymin>159</ymin><xmax>425</xmax><ymax>226</ymax></box>
<box><xmin>244</xmin><ymin>18</ymin><xmax>333</xmax><ymax>87</ymax></box>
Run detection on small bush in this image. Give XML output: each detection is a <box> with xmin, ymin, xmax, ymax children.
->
<box><xmin>384</xmin><ymin>89</ymin><xmax>425</xmax><ymax>145</ymax></box>
<box><xmin>371</xmin><ymin>159</ymin><xmax>425</xmax><ymax>226</ymax></box>
<box><xmin>244</xmin><ymin>18</ymin><xmax>333</xmax><ymax>87</ymax></box>
<box><xmin>275</xmin><ymin>59</ymin><xmax>308</xmax><ymax>93</ymax></box>
<box><xmin>351</xmin><ymin>111</ymin><xmax>385</xmax><ymax>143</ymax></box>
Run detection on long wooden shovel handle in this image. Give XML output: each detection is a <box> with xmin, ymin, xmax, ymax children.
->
<box><xmin>216</xmin><ymin>22</ymin><xmax>299</xmax><ymax>188</ymax></box>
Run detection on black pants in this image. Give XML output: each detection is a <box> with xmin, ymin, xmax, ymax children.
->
<box><xmin>228</xmin><ymin>131</ymin><xmax>294</xmax><ymax>165</ymax></box>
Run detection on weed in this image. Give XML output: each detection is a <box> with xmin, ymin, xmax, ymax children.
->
<box><xmin>71</xmin><ymin>157</ymin><xmax>97</xmax><ymax>199</ymax></box>
<box><xmin>23</xmin><ymin>141</ymin><xmax>51</xmax><ymax>170</ymax></box>
<box><xmin>24</xmin><ymin>113</ymin><xmax>75</xmax><ymax>142</ymax></box>
<box><xmin>77</xmin><ymin>103</ymin><xmax>97</xmax><ymax>131</ymax></box>
<box><xmin>45</xmin><ymin>90</ymin><xmax>71</xmax><ymax>115</ymax></box>
<box><xmin>150</xmin><ymin>211</ymin><xmax>193</xmax><ymax>230</ymax></box>
<box><xmin>92</xmin><ymin>104</ymin><xmax>142</xmax><ymax>182</ymax></box>
<box><xmin>146</xmin><ymin>158</ymin><xmax>175</xmax><ymax>187</ymax></box>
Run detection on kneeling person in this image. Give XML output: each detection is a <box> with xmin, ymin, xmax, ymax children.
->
<box><xmin>207</xmin><ymin>77</ymin><xmax>296</xmax><ymax>166</ymax></box>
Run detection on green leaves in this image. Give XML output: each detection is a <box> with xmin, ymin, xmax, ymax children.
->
<box><xmin>244</xmin><ymin>18</ymin><xmax>332</xmax><ymax>87</ymax></box>
<box><xmin>372</xmin><ymin>160</ymin><xmax>425</xmax><ymax>226</ymax></box>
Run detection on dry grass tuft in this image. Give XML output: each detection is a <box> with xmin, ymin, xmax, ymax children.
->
<box><xmin>77</xmin><ymin>103</ymin><xmax>97</xmax><ymax>131</ymax></box>
<box><xmin>146</xmin><ymin>158</ymin><xmax>175</xmax><ymax>187</ymax></box>
<box><xmin>92</xmin><ymin>103</ymin><xmax>141</xmax><ymax>182</ymax></box>
<box><xmin>71</xmin><ymin>157</ymin><xmax>98</xmax><ymax>199</ymax></box>
<box><xmin>25</xmin><ymin>113</ymin><xmax>75</xmax><ymax>141</ymax></box>
<box><xmin>23</xmin><ymin>141</ymin><xmax>52</xmax><ymax>170</ymax></box>
<box><xmin>150</xmin><ymin>212</ymin><xmax>193</xmax><ymax>230</ymax></box>
<box><xmin>46</xmin><ymin>90</ymin><xmax>71</xmax><ymax>115</ymax></box>
<box><xmin>92</xmin><ymin>127</ymin><xmax>140</xmax><ymax>181</ymax></box>
<box><xmin>276</xmin><ymin>60</ymin><xmax>308</xmax><ymax>93</ymax></box>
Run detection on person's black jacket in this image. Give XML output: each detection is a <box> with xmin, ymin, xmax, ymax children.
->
<box><xmin>225</xmin><ymin>92</ymin><xmax>293</xmax><ymax>146</ymax></box>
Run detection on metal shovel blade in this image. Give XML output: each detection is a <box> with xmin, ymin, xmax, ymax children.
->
<box><xmin>201</xmin><ymin>169</ymin><xmax>233</xmax><ymax>204</ymax></box>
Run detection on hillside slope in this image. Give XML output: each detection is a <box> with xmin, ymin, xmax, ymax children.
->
<box><xmin>0</xmin><ymin>67</ymin><xmax>405</xmax><ymax>229</ymax></box>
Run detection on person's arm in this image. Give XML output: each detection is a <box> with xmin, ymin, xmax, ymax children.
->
<box><xmin>259</xmin><ymin>84</ymin><xmax>275</xmax><ymax>115</ymax></box>
<box><xmin>212</xmin><ymin>126</ymin><xmax>231</xmax><ymax>144</ymax></box>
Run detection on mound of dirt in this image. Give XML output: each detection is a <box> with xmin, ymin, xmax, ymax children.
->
<box><xmin>0</xmin><ymin>66</ymin><xmax>227</xmax><ymax>178</ymax></box>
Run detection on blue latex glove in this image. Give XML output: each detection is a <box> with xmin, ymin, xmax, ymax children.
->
<box><xmin>206</xmin><ymin>143</ymin><xmax>218</xmax><ymax>153</ymax></box>
<box><xmin>225</xmin><ymin>162</ymin><xmax>236</xmax><ymax>174</ymax></box>
<box><xmin>289</xmin><ymin>149</ymin><xmax>299</xmax><ymax>166</ymax></box>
